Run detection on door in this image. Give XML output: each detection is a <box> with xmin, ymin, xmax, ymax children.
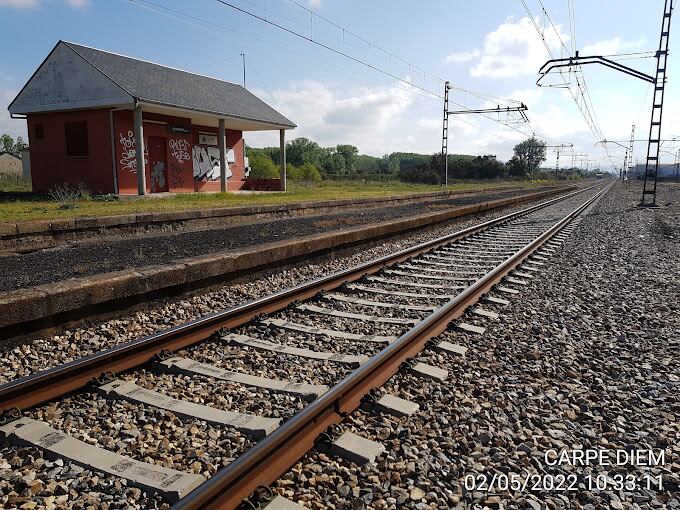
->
<box><xmin>147</xmin><ymin>136</ymin><xmax>168</xmax><ymax>193</ymax></box>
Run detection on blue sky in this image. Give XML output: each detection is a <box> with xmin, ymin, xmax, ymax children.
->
<box><xmin>0</xmin><ymin>0</ymin><xmax>674</xmax><ymax>169</ymax></box>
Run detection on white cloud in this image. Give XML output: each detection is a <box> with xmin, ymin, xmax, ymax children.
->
<box><xmin>305</xmin><ymin>0</ymin><xmax>321</xmax><ymax>8</ymax></box>
<box><xmin>580</xmin><ymin>37</ymin><xmax>645</xmax><ymax>56</ymax></box>
<box><xmin>65</xmin><ymin>0</ymin><xmax>89</xmax><ymax>6</ymax></box>
<box><xmin>444</xmin><ymin>49</ymin><xmax>480</xmax><ymax>63</ymax></box>
<box><xmin>247</xmin><ymin>81</ymin><xmax>417</xmax><ymax>154</ymax></box>
<box><xmin>0</xmin><ymin>0</ymin><xmax>39</xmax><ymax>7</ymax></box>
<box><xmin>468</xmin><ymin>16</ymin><xmax>569</xmax><ymax>78</ymax></box>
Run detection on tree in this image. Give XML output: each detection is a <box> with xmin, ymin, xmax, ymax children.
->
<box><xmin>320</xmin><ymin>149</ymin><xmax>346</xmax><ymax>175</ymax></box>
<box><xmin>356</xmin><ymin>155</ymin><xmax>381</xmax><ymax>174</ymax></box>
<box><xmin>336</xmin><ymin>144</ymin><xmax>358</xmax><ymax>174</ymax></box>
<box><xmin>513</xmin><ymin>136</ymin><xmax>546</xmax><ymax>178</ymax></box>
<box><xmin>248</xmin><ymin>153</ymin><xmax>279</xmax><ymax>178</ymax></box>
<box><xmin>286</xmin><ymin>137</ymin><xmax>322</xmax><ymax>167</ymax></box>
<box><xmin>506</xmin><ymin>155</ymin><xmax>526</xmax><ymax>177</ymax></box>
<box><xmin>0</xmin><ymin>134</ymin><xmax>27</xmax><ymax>157</ymax></box>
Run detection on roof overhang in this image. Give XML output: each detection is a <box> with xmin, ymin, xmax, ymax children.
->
<box><xmin>138</xmin><ymin>101</ymin><xmax>296</xmax><ymax>132</ymax></box>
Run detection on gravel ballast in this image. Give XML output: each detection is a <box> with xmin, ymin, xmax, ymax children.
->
<box><xmin>0</xmin><ymin>191</ymin><xmax>578</xmax><ymax>386</ymax></box>
<box><xmin>1</xmin><ymin>184</ymin><xmax>633</xmax><ymax>509</ymax></box>
<box><xmin>267</xmin><ymin>183</ymin><xmax>679</xmax><ymax>509</ymax></box>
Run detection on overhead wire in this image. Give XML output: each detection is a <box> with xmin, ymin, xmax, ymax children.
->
<box><xmin>126</xmin><ymin>0</ymin><xmax>444</xmax><ymax>109</ymax></box>
<box><xmin>522</xmin><ymin>0</ymin><xmax>616</xmax><ymax>168</ymax></box>
<box><xmin>126</xmin><ymin>0</ymin><xmax>544</xmax><ymax>142</ymax></box>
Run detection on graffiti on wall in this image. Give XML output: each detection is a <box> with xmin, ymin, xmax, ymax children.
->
<box><xmin>119</xmin><ymin>130</ymin><xmax>147</xmax><ymax>173</ymax></box>
<box><xmin>169</xmin><ymin>162</ymin><xmax>185</xmax><ymax>189</ymax></box>
<box><xmin>192</xmin><ymin>145</ymin><xmax>233</xmax><ymax>181</ymax></box>
<box><xmin>151</xmin><ymin>161</ymin><xmax>166</xmax><ymax>192</ymax></box>
<box><xmin>168</xmin><ymin>138</ymin><xmax>191</xmax><ymax>164</ymax></box>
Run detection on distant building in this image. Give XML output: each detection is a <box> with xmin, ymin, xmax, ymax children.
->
<box><xmin>631</xmin><ymin>163</ymin><xmax>679</xmax><ymax>180</ymax></box>
<box><xmin>0</xmin><ymin>152</ymin><xmax>22</xmax><ymax>176</ymax></box>
<box><xmin>8</xmin><ymin>41</ymin><xmax>296</xmax><ymax>195</ymax></box>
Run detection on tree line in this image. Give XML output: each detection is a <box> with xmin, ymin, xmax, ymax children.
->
<box><xmin>0</xmin><ymin>134</ymin><xmax>27</xmax><ymax>157</ymax></box>
<box><xmin>246</xmin><ymin>135</ymin><xmax>596</xmax><ymax>184</ymax></box>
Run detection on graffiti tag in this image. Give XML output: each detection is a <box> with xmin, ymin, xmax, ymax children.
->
<box><xmin>192</xmin><ymin>145</ymin><xmax>233</xmax><ymax>181</ymax></box>
<box><xmin>119</xmin><ymin>130</ymin><xmax>147</xmax><ymax>173</ymax></box>
<box><xmin>168</xmin><ymin>138</ymin><xmax>191</xmax><ymax>164</ymax></box>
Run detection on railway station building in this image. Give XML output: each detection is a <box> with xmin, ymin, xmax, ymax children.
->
<box><xmin>8</xmin><ymin>41</ymin><xmax>296</xmax><ymax>195</ymax></box>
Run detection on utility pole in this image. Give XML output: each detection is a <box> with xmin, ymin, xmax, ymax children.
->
<box><xmin>442</xmin><ymin>81</ymin><xmax>450</xmax><ymax>186</ymax></box>
<box><xmin>626</xmin><ymin>124</ymin><xmax>635</xmax><ymax>181</ymax></box>
<box><xmin>441</xmin><ymin>84</ymin><xmax>528</xmax><ymax>186</ymax></box>
<box><xmin>537</xmin><ymin>1</ymin><xmax>674</xmax><ymax>204</ymax></box>
<box><xmin>241</xmin><ymin>52</ymin><xmax>246</xmax><ymax>88</ymax></box>
<box><xmin>642</xmin><ymin>0</ymin><xmax>674</xmax><ymax>205</ymax></box>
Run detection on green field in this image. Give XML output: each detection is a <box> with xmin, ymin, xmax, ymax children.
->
<box><xmin>0</xmin><ymin>178</ymin><xmax>559</xmax><ymax>223</ymax></box>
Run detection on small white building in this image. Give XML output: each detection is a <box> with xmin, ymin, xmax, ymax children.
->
<box><xmin>0</xmin><ymin>152</ymin><xmax>22</xmax><ymax>176</ymax></box>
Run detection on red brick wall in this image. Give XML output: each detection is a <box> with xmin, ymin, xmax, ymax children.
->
<box><xmin>112</xmin><ymin>111</ymin><xmax>245</xmax><ymax>194</ymax></box>
<box><xmin>27</xmin><ymin>109</ymin><xmax>115</xmax><ymax>194</ymax></box>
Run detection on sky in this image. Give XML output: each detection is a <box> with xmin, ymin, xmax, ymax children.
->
<box><xmin>0</xmin><ymin>0</ymin><xmax>676</xmax><ymax>170</ymax></box>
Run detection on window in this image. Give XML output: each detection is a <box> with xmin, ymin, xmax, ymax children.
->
<box><xmin>65</xmin><ymin>121</ymin><xmax>89</xmax><ymax>157</ymax></box>
<box><xmin>35</xmin><ymin>123</ymin><xmax>44</xmax><ymax>140</ymax></box>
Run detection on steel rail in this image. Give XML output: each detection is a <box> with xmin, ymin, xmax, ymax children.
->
<box><xmin>172</xmin><ymin>182</ymin><xmax>613</xmax><ymax>509</ymax></box>
<box><xmin>0</xmin><ymin>185</ymin><xmax>597</xmax><ymax>414</ymax></box>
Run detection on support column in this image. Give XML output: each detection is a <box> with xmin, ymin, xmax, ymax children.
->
<box><xmin>279</xmin><ymin>129</ymin><xmax>286</xmax><ymax>192</ymax></box>
<box><xmin>133</xmin><ymin>104</ymin><xmax>146</xmax><ymax>195</ymax></box>
<box><xmin>219</xmin><ymin>118</ymin><xmax>227</xmax><ymax>193</ymax></box>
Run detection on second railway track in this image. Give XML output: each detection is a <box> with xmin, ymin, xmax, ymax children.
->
<box><xmin>0</xmin><ymin>182</ymin><xmax>613</xmax><ymax>509</ymax></box>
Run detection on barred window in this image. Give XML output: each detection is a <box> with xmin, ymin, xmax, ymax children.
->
<box><xmin>65</xmin><ymin>121</ymin><xmax>88</xmax><ymax>157</ymax></box>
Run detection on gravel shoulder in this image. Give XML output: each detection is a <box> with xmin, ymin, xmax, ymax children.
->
<box><xmin>269</xmin><ymin>182</ymin><xmax>680</xmax><ymax>509</ymax></box>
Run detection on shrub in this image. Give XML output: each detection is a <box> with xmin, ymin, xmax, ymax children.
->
<box><xmin>248</xmin><ymin>153</ymin><xmax>280</xmax><ymax>179</ymax></box>
<box><xmin>286</xmin><ymin>163</ymin><xmax>302</xmax><ymax>182</ymax></box>
<box><xmin>49</xmin><ymin>182</ymin><xmax>91</xmax><ymax>209</ymax></box>
<box><xmin>299</xmin><ymin>162</ymin><xmax>322</xmax><ymax>183</ymax></box>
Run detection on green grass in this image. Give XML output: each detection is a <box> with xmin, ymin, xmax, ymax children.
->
<box><xmin>0</xmin><ymin>174</ymin><xmax>32</xmax><ymax>193</ymax></box>
<box><xmin>0</xmin><ymin>179</ymin><xmax>559</xmax><ymax>224</ymax></box>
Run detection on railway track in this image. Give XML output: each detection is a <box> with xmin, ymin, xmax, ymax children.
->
<box><xmin>0</xmin><ymin>182</ymin><xmax>613</xmax><ymax>509</ymax></box>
